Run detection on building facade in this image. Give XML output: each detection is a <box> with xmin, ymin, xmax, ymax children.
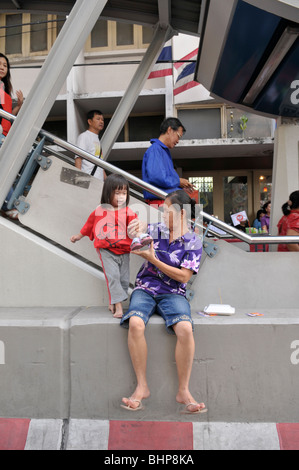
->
<box><xmin>1</xmin><ymin>11</ymin><xmax>275</xmax><ymax>225</ymax></box>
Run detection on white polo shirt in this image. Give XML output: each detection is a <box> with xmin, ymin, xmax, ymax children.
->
<box><xmin>76</xmin><ymin>130</ymin><xmax>104</xmax><ymax>180</ymax></box>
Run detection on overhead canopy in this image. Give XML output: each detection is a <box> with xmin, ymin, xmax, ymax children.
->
<box><xmin>196</xmin><ymin>0</ymin><xmax>299</xmax><ymax>118</ymax></box>
<box><xmin>0</xmin><ymin>0</ymin><xmax>203</xmax><ymax>36</ymax></box>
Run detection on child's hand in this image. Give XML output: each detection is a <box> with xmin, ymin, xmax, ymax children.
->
<box><xmin>70</xmin><ymin>233</ymin><xmax>83</xmax><ymax>243</ymax></box>
<box><xmin>128</xmin><ymin>218</ymin><xmax>147</xmax><ymax>238</ymax></box>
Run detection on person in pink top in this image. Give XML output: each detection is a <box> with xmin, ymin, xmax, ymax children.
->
<box><xmin>277</xmin><ymin>190</ymin><xmax>299</xmax><ymax>252</ymax></box>
<box><xmin>0</xmin><ymin>52</ymin><xmax>24</xmax><ymax>219</ymax></box>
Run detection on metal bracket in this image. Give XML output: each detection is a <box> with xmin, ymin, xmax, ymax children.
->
<box><xmin>6</xmin><ymin>137</ymin><xmax>51</xmax><ymax>214</ymax></box>
<box><xmin>36</xmin><ymin>153</ymin><xmax>52</xmax><ymax>171</ymax></box>
<box><xmin>13</xmin><ymin>199</ymin><xmax>30</xmax><ymax>215</ymax></box>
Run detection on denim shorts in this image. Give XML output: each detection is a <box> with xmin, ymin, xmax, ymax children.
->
<box><xmin>120</xmin><ymin>289</ymin><xmax>193</xmax><ymax>335</ymax></box>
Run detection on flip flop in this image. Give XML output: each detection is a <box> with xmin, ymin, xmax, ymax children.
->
<box><xmin>120</xmin><ymin>397</ymin><xmax>144</xmax><ymax>411</ymax></box>
<box><xmin>140</xmin><ymin>233</ymin><xmax>153</xmax><ymax>246</ymax></box>
<box><xmin>180</xmin><ymin>402</ymin><xmax>208</xmax><ymax>414</ymax></box>
<box><xmin>130</xmin><ymin>238</ymin><xmax>143</xmax><ymax>251</ymax></box>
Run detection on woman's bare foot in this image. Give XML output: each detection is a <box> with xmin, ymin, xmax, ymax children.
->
<box><xmin>121</xmin><ymin>385</ymin><xmax>150</xmax><ymax>410</ymax></box>
<box><xmin>109</xmin><ymin>303</ymin><xmax>123</xmax><ymax>318</ymax></box>
<box><xmin>176</xmin><ymin>391</ymin><xmax>206</xmax><ymax>413</ymax></box>
<box><xmin>113</xmin><ymin>302</ymin><xmax>123</xmax><ymax>318</ymax></box>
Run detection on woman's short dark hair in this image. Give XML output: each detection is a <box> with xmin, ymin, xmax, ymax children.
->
<box><xmin>289</xmin><ymin>190</ymin><xmax>299</xmax><ymax>210</ymax></box>
<box><xmin>101</xmin><ymin>174</ymin><xmax>130</xmax><ymax>205</ymax></box>
<box><xmin>160</xmin><ymin>117</ymin><xmax>186</xmax><ymax>135</ymax></box>
<box><xmin>166</xmin><ymin>189</ymin><xmax>196</xmax><ymax>220</ymax></box>
<box><xmin>282</xmin><ymin>190</ymin><xmax>299</xmax><ymax>215</ymax></box>
<box><xmin>262</xmin><ymin>201</ymin><xmax>271</xmax><ymax>211</ymax></box>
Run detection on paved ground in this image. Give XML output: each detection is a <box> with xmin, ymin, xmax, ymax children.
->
<box><xmin>1</xmin><ymin>418</ymin><xmax>299</xmax><ymax>450</ymax></box>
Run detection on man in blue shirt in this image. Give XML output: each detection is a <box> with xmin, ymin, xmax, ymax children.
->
<box><xmin>142</xmin><ymin>117</ymin><xmax>194</xmax><ymax>204</ymax></box>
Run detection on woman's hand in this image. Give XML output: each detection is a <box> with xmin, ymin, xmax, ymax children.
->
<box><xmin>127</xmin><ymin>218</ymin><xmax>147</xmax><ymax>239</ymax></box>
<box><xmin>12</xmin><ymin>90</ymin><xmax>24</xmax><ymax>115</ymax></box>
<box><xmin>16</xmin><ymin>90</ymin><xmax>24</xmax><ymax>107</ymax></box>
<box><xmin>131</xmin><ymin>241</ymin><xmax>156</xmax><ymax>262</ymax></box>
<box><xmin>132</xmin><ymin>242</ymin><xmax>193</xmax><ymax>284</ymax></box>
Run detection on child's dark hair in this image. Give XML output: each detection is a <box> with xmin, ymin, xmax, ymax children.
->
<box><xmin>282</xmin><ymin>190</ymin><xmax>299</xmax><ymax>215</ymax></box>
<box><xmin>256</xmin><ymin>209</ymin><xmax>265</xmax><ymax>220</ymax></box>
<box><xmin>166</xmin><ymin>190</ymin><xmax>196</xmax><ymax>220</ymax></box>
<box><xmin>101</xmin><ymin>174</ymin><xmax>130</xmax><ymax>206</ymax></box>
<box><xmin>0</xmin><ymin>53</ymin><xmax>12</xmax><ymax>95</ymax></box>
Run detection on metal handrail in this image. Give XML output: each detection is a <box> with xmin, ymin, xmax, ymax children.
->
<box><xmin>1</xmin><ymin>108</ymin><xmax>299</xmax><ymax>246</ymax></box>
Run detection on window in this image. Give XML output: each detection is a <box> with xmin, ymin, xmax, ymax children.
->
<box><xmin>227</xmin><ymin>108</ymin><xmax>273</xmax><ymax>138</ymax></box>
<box><xmin>5</xmin><ymin>14</ymin><xmax>22</xmax><ymax>55</ymax></box>
<box><xmin>129</xmin><ymin>115</ymin><xmax>164</xmax><ymax>142</ymax></box>
<box><xmin>56</xmin><ymin>15</ymin><xmax>66</xmax><ymax>38</ymax></box>
<box><xmin>30</xmin><ymin>14</ymin><xmax>48</xmax><ymax>53</ymax></box>
<box><xmin>91</xmin><ymin>19</ymin><xmax>108</xmax><ymax>48</ymax></box>
<box><xmin>223</xmin><ymin>176</ymin><xmax>248</xmax><ymax>225</ymax></box>
<box><xmin>1</xmin><ymin>13</ymin><xmax>63</xmax><ymax>57</ymax></box>
<box><xmin>142</xmin><ymin>26</ymin><xmax>154</xmax><ymax>44</ymax></box>
<box><xmin>178</xmin><ymin>108</ymin><xmax>222</xmax><ymax>139</ymax></box>
<box><xmin>86</xmin><ymin>21</ymin><xmax>151</xmax><ymax>52</ymax></box>
<box><xmin>116</xmin><ymin>23</ymin><xmax>133</xmax><ymax>46</ymax></box>
<box><xmin>189</xmin><ymin>176</ymin><xmax>214</xmax><ymax>215</ymax></box>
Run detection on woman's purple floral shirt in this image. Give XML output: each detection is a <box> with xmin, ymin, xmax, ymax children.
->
<box><xmin>134</xmin><ymin>223</ymin><xmax>202</xmax><ymax>297</ymax></box>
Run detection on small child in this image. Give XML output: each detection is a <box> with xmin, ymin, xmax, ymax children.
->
<box><xmin>71</xmin><ymin>174</ymin><xmax>152</xmax><ymax>318</ymax></box>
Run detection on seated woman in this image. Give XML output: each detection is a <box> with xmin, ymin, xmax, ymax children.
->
<box><xmin>120</xmin><ymin>190</ymin><xmax>207</xmax><ymax>414</ymax></box>
<box><xmin>277</xmin><ymin>190</ymin><xmax>299</xmax><ymax>252</ymax></box>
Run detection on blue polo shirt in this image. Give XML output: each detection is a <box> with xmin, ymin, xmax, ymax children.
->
<box><xmin>142</xmin><ymin>139</ymin><xmax>181</xmax><ymax>200</ymax></box>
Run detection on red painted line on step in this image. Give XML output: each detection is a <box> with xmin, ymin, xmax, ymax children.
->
<box><xmin>0</xmin><ymin>419</ymin><xmax>31</xmax><ymax>451</ymax></box>
<box><xmin>108</xmin><ymin>420</ymin><xmax>193</xmax><ymax>450</ymax></box>
<box><xmin>277</xmin><ymin>423</ymin><xmax>299</xmax><ymax>450</ymax></box>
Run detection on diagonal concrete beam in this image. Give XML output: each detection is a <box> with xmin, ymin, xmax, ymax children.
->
<box><xmin>101</xmin><ymin>24</ymin><xmax>173</xmax><ymax>161</ymax></box>
<box><xmin>0</xmin><ymin>0</ymin><xmax>108</xmax><ymax>207</ymax></box>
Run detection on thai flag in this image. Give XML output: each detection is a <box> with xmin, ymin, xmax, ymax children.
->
<box><xmin>173</xmin><ymin>48</ymin><xmax>199</xmax><ymax>95</ymax></box>
<box><xmin>148</xmin><ymin>41</ymin><xmax>173</xmax><ymax>79</ymax></box>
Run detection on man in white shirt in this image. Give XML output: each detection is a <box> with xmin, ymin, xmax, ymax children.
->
<box><xmin>75</xmin><ymin>110</ymin><xmax>106</xmax><ymax>180</ymax></box>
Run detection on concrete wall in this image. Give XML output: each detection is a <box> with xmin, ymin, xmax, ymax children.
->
<box><xmin>0</xmin><ymin>217</ymin><xmax>109</xmax><ymax>307</ymax></box>
<box><xmin>0</xmin><ymin>306</ymin><xmax>299</xmax><ymax>422</ymax></box>
<box><xmin>194</xmin><ymin>239</ymin><xmax>299</xmax><ymax>310</ymax></box>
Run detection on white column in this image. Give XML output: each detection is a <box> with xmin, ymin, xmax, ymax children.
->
<box><xmin>270</xmin><ymin>117</ymin><xmax>299</xmax><ymax>236</ymax></box>
<box><xmin>67</xmin><ymin>50</ymin><xmax>85</xmax><ymax>144</ymax></box>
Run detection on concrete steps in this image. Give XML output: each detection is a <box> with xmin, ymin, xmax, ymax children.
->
<box><xmin>1</xmin><ymin>307</ymin><xmax>299</xmax><ymax>423</ymax></box>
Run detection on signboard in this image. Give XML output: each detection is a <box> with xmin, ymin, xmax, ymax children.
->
<box><xmin>231</xmin><ymin>210</ymin><xmax>248</xmax><ymax>226</ymax></box>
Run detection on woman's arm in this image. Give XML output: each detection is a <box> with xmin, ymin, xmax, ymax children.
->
<box><xmin>133</xmin><ymin>242</ymin><xmax>194</xmax><ymax>284</ymax></box>
<box><xmin>286</xmin><ymin>229</ymin><xmax>299</xmax><ymax>252</ymax></box>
